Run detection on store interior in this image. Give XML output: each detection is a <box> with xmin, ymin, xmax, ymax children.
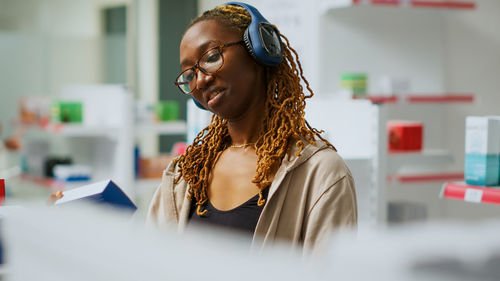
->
<box><xmin>1</xmin><ymin>0</ymin><xmax>500</xmax><ymax>280</ymax></box>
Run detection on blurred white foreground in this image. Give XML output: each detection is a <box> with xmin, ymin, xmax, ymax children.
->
<box><xmin>1</xmin><ymin>203</ymin><xmax>499</xmax><ymax>281</ymax></box>
<box><xmin>0</xmin><ymin>204</ymin><xmax>309</xmax><ymax>281</ymax></box>
<box><xmin>324</xmin><ymin>221</ymin><xmax>500</xmax><ymax>281</ymax></box>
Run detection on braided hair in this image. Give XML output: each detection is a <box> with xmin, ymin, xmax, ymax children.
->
<box><xmin>174</xmin><ymin>4</ymin><xmax>335</xmax><ymax>216</ymax></box>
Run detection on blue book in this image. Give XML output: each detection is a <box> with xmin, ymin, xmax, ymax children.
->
<box><xmin>55</xmin><ymin>180</ymin><xmax>136</xmax><ymax>212</ymax></box>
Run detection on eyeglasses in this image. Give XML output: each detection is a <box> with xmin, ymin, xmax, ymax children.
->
<box><xmin>174</xmin><ymin>40</ymin><xmax>243</xmax><ymax>95</ymax></box>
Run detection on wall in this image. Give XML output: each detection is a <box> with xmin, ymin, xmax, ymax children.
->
<box><xmin>157</xmin><ymin>0</ymin><xmax>197</xmax><ymax>152</ymax></box>
<box><xmin>0</xmin><ymin>0</ymin><xmax>132</xmax><ymax>137</ymax></box>
<box><xmin>135</xmin><ymin>0</ymin><xmax>159</xmax><ymax>157</ymax></box>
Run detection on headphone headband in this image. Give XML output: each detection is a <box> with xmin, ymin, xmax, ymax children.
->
<box><xmin>226</xmin><ymin>2</ymin><xmax>269</xmax><ymax>23</ymax></box>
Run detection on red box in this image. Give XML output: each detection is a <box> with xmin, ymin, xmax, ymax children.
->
<box><xmin>0</xmin><ymin>179</ymin><xmax>5</xmax><ymax>205</ymax></box>
<box><xmin>387</xmin><ymin>121</ymin><xmax>423</xmax><ymax>152</ymax></box>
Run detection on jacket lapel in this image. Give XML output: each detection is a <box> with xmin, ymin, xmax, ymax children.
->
<box><xmin>252</xmin><ymin>139</ymin><xmax>328</xmax><ymax>246</ymax></box>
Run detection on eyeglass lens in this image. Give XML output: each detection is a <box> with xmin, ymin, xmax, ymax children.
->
<box><xmin>177</xmin><ymin>47</ymin><xmax>224</xmax><ymax>94</ymax></box>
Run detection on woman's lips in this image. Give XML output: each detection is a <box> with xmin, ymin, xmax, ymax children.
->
<box><xmin>206</xmin><ymin>89</ymin><xmax>224</xmax><ymax>107</ymax></box>
<box><xmin>208</xmin><ymin>90</ymin><xmax>220</xmax><ymax>100</ymax></box>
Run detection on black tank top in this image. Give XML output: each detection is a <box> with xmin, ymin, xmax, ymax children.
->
<box><xmin>189</xmin><ymin>187</ymin><xmax>269</xmax><ymax>235</ymax></box>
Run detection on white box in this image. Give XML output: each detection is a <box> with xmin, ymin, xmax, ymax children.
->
<box><xmin>465</xmin><ymin>116</ymin><xmax>500</xmax><ymax>186</ymax></box>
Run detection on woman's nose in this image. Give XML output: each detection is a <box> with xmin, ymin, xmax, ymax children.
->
<box><xmin>195</xmin><ymin>69</ymin><xmax>215</xmax><ymax>90</ymax></box>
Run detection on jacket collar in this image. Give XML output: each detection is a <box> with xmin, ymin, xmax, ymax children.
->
<box><xmin>282</xmin><ymin>138</ymin><xmax>329</xmax><ymax>172</ymax></box>
<box><xmin>267</xmin><ymin>138</ymin><xmax>329</xmax><ymax>199</ymax></box>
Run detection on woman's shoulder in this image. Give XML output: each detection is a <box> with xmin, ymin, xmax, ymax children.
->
<box><xmin>160</xmin><ymin>158</ymin><xmax>188</xmax><ymax>191</ymax></box>
<box><xmin>302</xmin><ymin>139</ymin><xmax>348</xmax><ymax>167</ymax></box>
<box><xmin>295</xmin><ymin>139</ymin><xmax>353</xmax><ymax>183</ymax></box>
<box><xmin>163</xmin><ymin>157</ymin><xmax>180</xmax><ymax>177</ymax></box>
<box><xmin>283</xmin><ymin>139</ymin><xmax>355</xmax><ymax>212</ymax></box>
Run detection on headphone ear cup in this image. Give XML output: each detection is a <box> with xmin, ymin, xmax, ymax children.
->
<box><xmin>226</xmin><ymin>2</ymin><xmax>283</xmax><ymax>66</ymax></box>
<box><xmin>243</xmin><ymin>28</ymin><xmax>258</xmax><ymax>62</ymax></box>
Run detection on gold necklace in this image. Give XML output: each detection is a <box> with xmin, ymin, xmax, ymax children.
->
<box><xmin>229</xmin><ymin>142</ymin><xmax>256</xmax><ymax>149</ymax></box>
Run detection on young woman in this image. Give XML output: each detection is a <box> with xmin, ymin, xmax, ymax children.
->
<box><xmin>147</xmin><ymin>3</ymin><xmax>357</xmax><ymax>253</ymax></box>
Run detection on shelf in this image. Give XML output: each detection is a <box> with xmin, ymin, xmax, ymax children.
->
<box><xmin>325</xmin><ymin>0</ymin><xmax>476</xmax><ymax>10</ymax></box>
<box><xmin>441</xmin><ymin>182</ymin><xmax>500</xmax><ymax>205</ymax></box>
<box><xmin>388</xmin><ymin>172</ymin><xmax>464</xmax><ymax>183</ymax></box>
<box><xmin>35</xmin><ymin>123</ymin><xmax>120</xmax><ymax>139</ymax></box>
<box><xmin>29</xmin><ymin>121</ymin><xmax>187</xmax><ymax>138</ymax></box>
<box><xmin>406</xmin><ymin>94</ymin><xmax>475</xmax><ymax>103</ymax></box>
<box><xmin>410</xmin><ymin>1</ymin><xmax>476</xmax><ymax>9</ymax></box>
<box><xmin>356</xmin><ymin>94</ymin><xmax>475</xmax><ymax>104</ymax></box>
<box><xmin>354</xmin><ymin>96</ymin><xmax>399</xmax><ymax>104</ymax></box>
<box><xmin>135</xmin><ymin>121</ymin><xmax>186</xmax><ymax>136</ymax></box>
<box><xmin>387</xmin><ymin>149</ymin><xmax>454</xmax><ymax>174</ymax></box>
<box><xmin>17</xmin><ymin>174</ymin><xmax>64</xmax><ymax>191</ymax></box>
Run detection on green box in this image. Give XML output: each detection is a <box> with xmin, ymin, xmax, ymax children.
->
<box><xmin>341</xmin><ymin>73</ymin><xmax>367</xmax><ymax>81</ymax></box>
<box><xmin>340</xmin><ymin>73</ymin><xmax>368</xmax><ymax>97</ymax></box>
<box><xmin>51</xmin><ymin>101</ymin><xmax>83</xmax><ymax>123</ymax></box>
<box><xmin>155</xmin><ymin>101</ymin><xmax>179</xmax><ymax>121</ymax></box>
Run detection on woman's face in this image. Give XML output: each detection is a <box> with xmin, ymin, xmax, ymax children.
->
<box><xmin>179</xmin><ymin>20</ymin><xmax>266</xmax><ymax>119</ymax></box>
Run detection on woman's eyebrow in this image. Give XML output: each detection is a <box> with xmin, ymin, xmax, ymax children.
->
<box><xmin>180</xmin><ymin>39</ymin><xmax>220</xmax><ymax>67</ymax></box>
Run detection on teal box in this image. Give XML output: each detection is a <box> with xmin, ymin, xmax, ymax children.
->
<box><xmin>465</xmin><ymin>153</ymin><xmax>500</xmax><ymax>186</ymax></box>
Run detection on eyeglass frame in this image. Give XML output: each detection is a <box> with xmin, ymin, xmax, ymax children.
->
<box><xmin>174</xmin><ymin>40</ymin><xmax>244</xmax><ymax>95</ymax></box>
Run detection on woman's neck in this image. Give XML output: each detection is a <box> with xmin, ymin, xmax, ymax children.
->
<box><xmin>226</xmin><ymin>100</ymin><xmax>266</xmax><ymax>146</ymax></box>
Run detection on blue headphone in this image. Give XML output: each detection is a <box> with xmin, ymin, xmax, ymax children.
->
<box><xmin>193</xmin><ymin>2</ymin><xmax>284</xmax><ymax>110</ymax></box>
<box><xmin>227</xmin><ymin>2</ymin><xmax>284</xmax><ymax>66</ymax></box>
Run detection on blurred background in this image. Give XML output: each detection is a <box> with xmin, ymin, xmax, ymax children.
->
<box><xmin>0</xmin><ymin>0</ymin><xmax>499</xmax><ymax>229</ymax></box>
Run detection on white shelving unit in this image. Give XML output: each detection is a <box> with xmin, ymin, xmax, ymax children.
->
<box><xmin>311</xmin><ymin>1</ymin><xmax>477</xmax><ymax>228</ymax></box>
<box><xmin>308</xmin><ymin>98</ymin><xmax>474</xmax><ymax>228</ymax></box>
<box><xmin>20</xmin><ymin>85</ymin><xmax>186</xmax><ymax>201</ymax></box>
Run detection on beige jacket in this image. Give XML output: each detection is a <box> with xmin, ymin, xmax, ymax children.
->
<box><xmin>146</xmin><ymin>139</ymin><xmax>357</xmax><ymax>253</ymax></box>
